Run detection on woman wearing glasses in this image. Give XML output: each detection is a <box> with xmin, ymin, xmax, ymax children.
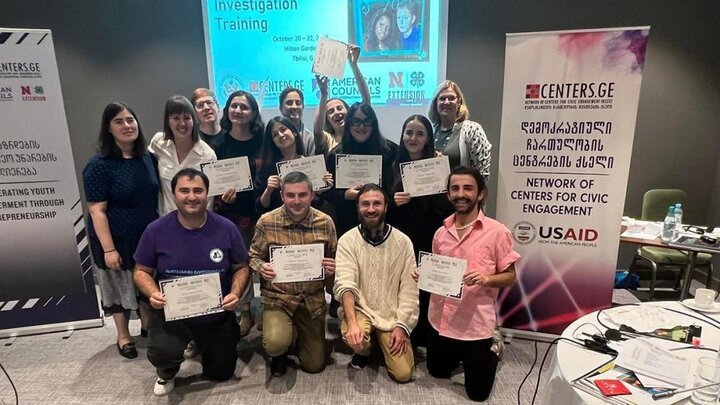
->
<box><xmin>429</xmin><ymin>80</ymin><xmax>491</xmax><ymax>177</ymax></box>
<box><xmin>325</xmin><ymin>103</ymin><xmax>397</xmax><ymax>237</ymax></box>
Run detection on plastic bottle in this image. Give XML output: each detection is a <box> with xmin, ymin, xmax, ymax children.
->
<box><xmin>674</xmin><ymin>203</ymin><xmax>683</xmax><ymax>237</ymax></box>
<box><xmin>661</xmin><ymin>205</ymin><xmax>675</xmax><ymax>243</ymax></box>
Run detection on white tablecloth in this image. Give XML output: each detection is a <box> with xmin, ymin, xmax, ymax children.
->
<box><xmin>542</xmin><ymin>301</ymin><xmax>720</xmax><ymax>404</ymax></box>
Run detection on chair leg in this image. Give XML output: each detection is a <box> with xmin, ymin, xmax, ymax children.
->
<box><xmin>707</xmin><ymin>263</ymin><xmax>715</xmax><ymax>289</ymax></box>
<box><xmin>648</xmin><ymin>260</ymin><xmax>658</xmax><ymax>301</ymax></box>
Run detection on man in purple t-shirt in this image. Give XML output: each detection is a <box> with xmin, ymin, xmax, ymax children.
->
<box><xmin>133</xmin><ymin>168</ymin><xmax>250</xmax><ymax>396</ymax></box>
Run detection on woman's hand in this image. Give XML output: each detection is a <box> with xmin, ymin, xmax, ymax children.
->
<box><xmin>266</xmin><ymin>175</ymin><xmax>281</xmax><ymax>191</ymax></box>
<box><xmin>104</xmin><ymin>250</ymin><xmax>122</xmax><ymax>271</ymax></box>
<box><xmin>347</xmin><ymin>44</ymin><xmax>361</xmax><ymax>64</ymax></box>
<box><xmin>316</xmin><ymin>74</ymin><xmax>329</xmax><ymax>97</ymax></box>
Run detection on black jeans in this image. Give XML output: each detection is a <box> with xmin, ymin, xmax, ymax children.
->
<box><xmin>427</xmin><ymin>326</ymin><xmax>498</xmax><ymax>402</ymax></box>
<box><xmin>410</xmin><ymin>290</ymin><xmax>431</xmax><ymax>347</ymax></box>
<box><xmin>147</xmin><ymin>309</ymin><xmax>240</xmax><ymax>381</ymax></box>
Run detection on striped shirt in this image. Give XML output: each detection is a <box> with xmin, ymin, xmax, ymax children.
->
<box><xmin>249</xmin><ymin>206</ymin><xmax>337</xmax><ymax>318</ymax></box>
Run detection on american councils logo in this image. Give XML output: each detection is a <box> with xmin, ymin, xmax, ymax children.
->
<box><xmin>512</xmin><ymin>221</ymin><xmax>537</xmax><ymax>245</ymax></box>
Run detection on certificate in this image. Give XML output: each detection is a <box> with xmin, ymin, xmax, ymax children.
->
<box><xmin>417</xmin><ymin>251</ymin><xmax>465</xmax><ymax>299</ymax></box>
<box><xmin>335</xmin><ymin>154</ymin><xmax>382</xmax><ymax>189</ymax></box>
<box><xmin>159</xmin><ymin>273</ymin><xmax>225</xmax><ymax>321</ymax></box>
<box><xmin>276</xmin><ymin>155</ymin><xmax>330</xmax><ymax>191</ymax></box>
<box><xmin>312</xmin><ymin>37</ymin><xmax>347</xmax><ymax>79</ymax></box>
<box><xmin>400</xmin><ymin>156</ymin><xmax>451</xmax><ymax>197</ymax></box>
<box><xmin>269</xmin><ymin>243</ymin><xmax>324</xmax><ymax>283</ymax></box>
<box><xmin>200</xmin><ymin>157</ymin><xmax>253</xmax><ymax>196</ymax></box>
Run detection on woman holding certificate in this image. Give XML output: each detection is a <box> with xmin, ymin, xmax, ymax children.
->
<box><xmin>429</xmin><ymin>80</ymin><xmax>492</xmax><ymax>177</ymax></box>
<box><xmin>325</xmin><ymin>103</ymin><xmax>398</xmax><ymax>237</ymax></box>
<box><xmin>210</xmin><ymin>90</ymin><xmax>265</xmax><ymax>336</ymax></box>
<box><xmin>389</xmin><ymin>114</ymin><xmax>453</xmax><ymax>351</ymax></box>
<box><xmin>83</xmin><ymin>101</ymin><xmax>158</xmax><ymax>359</ymax></box>
<box><xmin>313</xmin><ymin>45</ymin><xmax>371</xmax><ymax>156</ymax></box>
<box><xmin>148</xmin><ymin>96</ymin><xmax>217</xmax><ymax>216</ymax></box>
<box><xmin>255</xmin><ymin>117</ymin><xmax>332</xmax><ymax>213</ymax></box>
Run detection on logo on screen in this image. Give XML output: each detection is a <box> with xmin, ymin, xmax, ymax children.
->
<box><xmin>512</xmin><ymin>221</ymin><xmax>537</xmax><ymax>244</ymax></box>
<box><xmin>526</xmin><ymin>84</ymin><xmax>540</xmax><ymax>99</ymax></box>
<box><xmin>220</xmin><ymin>74</ymin><xmax>244</xmax><ymax>101</ymax></box>
<box><xmin>410</xmin><ymin>72</ymin><xmax>425</xmax><ymax>87</ymax></box>
<box><xmin>389</xmin><ymin>72</ymin><xmax>404</xmax><ymax>88</ymax></box>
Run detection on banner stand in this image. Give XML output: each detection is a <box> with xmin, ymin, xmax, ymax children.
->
<box><xmin>0</xmin><ymin>28</ymin><xmax>103</xmax><ymax>338</ymax></box>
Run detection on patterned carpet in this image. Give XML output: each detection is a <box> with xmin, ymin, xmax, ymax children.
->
<box><xmin>0</xmin><ymin>288</ymin><xmax>647</xmax><ymax>404</ymax></box>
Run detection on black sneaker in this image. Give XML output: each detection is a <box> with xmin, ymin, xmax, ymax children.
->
<box><xmin>270</xmin><ymin>353</ymin><xmax>288</xmax><ymax>377</ymax></box>
<box><xmin>350</xmin><ymin>353</ymin><xmax>370</xmax><ymax>369</ymax></box>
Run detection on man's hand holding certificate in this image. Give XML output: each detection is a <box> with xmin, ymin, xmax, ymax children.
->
<box><xmin>159</xmin><ymin>273</ymin><xmax>225</xmax><ymax>321</ymax></box>
<box><xmin>400</xmin><ymin>156</ymin><xmax>451</xmax><ymax>197</ymax></box>
<box><xmin>200</xmin><ymin>157</ymin><xmax>254</xmax><ymax>196</ymax></box>
<box><xmin>335</xmin><ymin>154</ymin><xmax>382</xmax><ymax>188</ymax></box>
<box><xmin>417</xmin><ymin>251</ymin><xmax>466</xmax><ymax>299</ymax></box>
<box><xmin>269</xmin><ymin>243</ymin><xmax>325</xmax><ymax>283</ymax></box>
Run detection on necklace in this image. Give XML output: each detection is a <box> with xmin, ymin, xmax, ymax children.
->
<box><xmin>455</xmin><ymin>221</ymin><xmax>473</xmax><ymax>231</ymax></box>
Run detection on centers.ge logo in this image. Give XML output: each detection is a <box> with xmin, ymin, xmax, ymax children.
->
<box><xmin>512</xmin><ymin>221</ymin><xmax>537</xmax><ymax>245</ymax></box>
<box><xmin>209</xmin><ymin>248</ymin><xmax>224</xmax><ymax>263</ymax></box>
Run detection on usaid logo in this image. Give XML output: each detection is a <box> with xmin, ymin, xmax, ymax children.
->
<box><xmin>539</xmin><ymin>226</ymin><xmax>598</xmax><ymax>241</ymax></box>
<box><xmin>512</xmin><ymin>221</ymin><xmax>537</xmax><ymax>245</ymax></box>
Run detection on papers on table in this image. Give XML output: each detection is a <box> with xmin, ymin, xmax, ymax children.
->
<box><xmin>200</xmin><ymin>157</ymin><xmax>253</xmax><ymax>196</ymax></box>
<box><xmin>269</xmin><ymin>243</ymin><xmax>324</xmax><ymax>283</ymax></box>
<box><xmin>159</xmin><ymin>273</ymin><xmax>224</xmax><ymax>321</ymax></box>
<box><xmin>417</xmin><ymin>251</ymin><xmax>465</xmax><ymax>299</ymax></box>
<box><xmin>399</xmin><ymin>156</ymin><xmax>451</xmax><ymax>197</ymax></box>
<box><xmin>620</xmin><ymin>220</ymin><xmax>662</xmax><ymax>240</ymax></box>
<box><xmin>335</xmin><ymin>154</ymin><xmax>382</xmax><ymax>189</ymax></box>
<box><xmin>312</xmin><ymin>37</ymin><xmax>347</xmax><ymax>79</ymax></box>
<box><xmin>614</xmin><ymin>338</ymin><xmax>689</xmax><ymax>388</ymax></box>
<box><xmin>276</xmin><ymin>155</ymin><xmax>330</xmax><ymax>191</ymax></box>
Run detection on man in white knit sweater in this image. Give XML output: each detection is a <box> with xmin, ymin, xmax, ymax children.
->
<box><xmin>334</xmin><ymin>183</ymin><xmax>419</xmax><ymax>383</ymax></box>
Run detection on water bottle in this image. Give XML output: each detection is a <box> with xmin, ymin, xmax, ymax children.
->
<box><xmin>661</xmin><ymin>205</ymin><xmax>675</xmax><ymax>243</ymax></box>
<box><xmin>674</xmin><ymin>203</ymin><xmax>683</xmax><ymax>237</ymax></box>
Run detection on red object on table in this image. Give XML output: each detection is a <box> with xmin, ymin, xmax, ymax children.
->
<box><xmin>594</xmin><ymin>379</ymin><xmax>632</xmax><ymax>396</ymax></box>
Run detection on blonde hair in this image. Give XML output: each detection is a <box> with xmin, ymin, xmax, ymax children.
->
<box><xmin>428</xmin><ymin>80</ymin><xmax>469</xmax><ymax>125</ymax></box>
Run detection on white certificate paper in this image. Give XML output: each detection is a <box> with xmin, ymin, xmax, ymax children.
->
<box><xmin>417</xmin><ymin>251</ymin><xmax>465</xmax><ymax>299</ymax></box>
<box><xmin>276</xmin><ymin>155</ymin><xmax>330</xmax><ymax>191</ymax></box>
<box><xmin>200</xmin><ymin>157</ymin><xmax>254</xmax><ymax>196</ymax></box>
<box><xmin>312</xmin><ymin>37</ymin><xmax>347</xmax><ymax>79</ymax></box>
<box><xmin>269</xmin><ymin>243</ymin><xmax>325</xmax><ymax>283</ymax></box>
<box><xmin>335</xmin><ymin>154</ymin><xmax>382</xmax><ymax>189</ymax></box>
<box><xmin>400</xmin><ymin>156</ymin><xmax>451</xmax><ymax>197</ymax></box>
<box><xmin>159</xmin><ymin>273</ymin><xmax>224</xmax><ymax>321</ymax></box>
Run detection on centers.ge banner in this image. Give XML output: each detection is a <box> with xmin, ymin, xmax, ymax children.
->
<box><xmin>496</xmin><ymin>27</ymin><xmax>650</xmax><ymax>334</ymax></box>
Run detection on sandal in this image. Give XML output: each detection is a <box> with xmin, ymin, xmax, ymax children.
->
<box><xmin>117</xmin><ymin>341</ymin><xmax>138</xmax><ymax>359</ymax></box>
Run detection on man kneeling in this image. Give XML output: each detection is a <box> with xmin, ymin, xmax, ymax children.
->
<box><xmin>133</xmin><ymin>168</ymin><xmax>250</xmax><ymax>396</ymax></box>
<box><xmin>334</xmin><ymin>184</ymin><xmax>418</xmax><ymax>383</ymax></box>
<box><xmin>249</xmin><ymin>172</ymin><xmax>337</xmax><ymax>376</ymax></box>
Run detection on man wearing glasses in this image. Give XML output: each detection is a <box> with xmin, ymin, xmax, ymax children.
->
<box><xmin>191</xmin><ymin>88</ymin><xmax>223</xmax><ymax>148</ymax></box>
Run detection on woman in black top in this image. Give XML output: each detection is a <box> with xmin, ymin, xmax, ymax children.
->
<box><xmin>389</xmin><ymin>114</ymin><xmax>453</xmax><ymax>349</ymax></box>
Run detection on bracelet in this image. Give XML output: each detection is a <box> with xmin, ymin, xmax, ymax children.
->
<box><xmin>104</xmin><ymin>249</ymin><xmax>116</xmax><ymax>253</ymax></box>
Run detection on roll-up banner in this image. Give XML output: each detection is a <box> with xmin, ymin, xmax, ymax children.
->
<box><xmin>0</xmin><ymin>28</ymin><xmax>102</xmax><ymax>337</ymax></box>
<box><xmin>496</xmin><ymin>27</ymin><xmax>650</xmax><ymax>334</ymax></box>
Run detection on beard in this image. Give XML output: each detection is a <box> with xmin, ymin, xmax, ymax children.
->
<box><xmin>359</xmin><ymin>210</ymin><xmax>386</xmax><ymax>230</ymax></box>
<box><xmin>451</xmin><ymin>197</ymin><xmax>479</xmax><ymax>214</ymax></box>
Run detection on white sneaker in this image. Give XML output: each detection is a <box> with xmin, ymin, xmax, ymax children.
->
<box><xmin>184</xmin><ymin>340</ymin><xmax>198</xmax><ymax>358</ymax></box>
<box><xmin>491</xmin><ymin>327</ymin><xmax>505</xmax><ymax>361</ymax></box>
<box><xmin>153</xmin><ymin>377</ymin><xmax>175</xmax><ymax>396</ymax></box>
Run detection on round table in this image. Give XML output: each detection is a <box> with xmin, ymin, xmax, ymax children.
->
<box><xmin>542</xmin><ymin>301</ymin><xmax>720</xmax><ymax>404</ymax></box>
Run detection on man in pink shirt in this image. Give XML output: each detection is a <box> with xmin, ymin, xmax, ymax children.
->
<box><xmin>424</xmin><ymin>166</ymin><xmax>520</xmax><ymax>401</ymax></box>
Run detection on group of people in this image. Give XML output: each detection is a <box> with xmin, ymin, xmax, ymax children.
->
<box><xmin>82</xmin><ymin>45</ymin><xmax>514</xmax><ymax>402</ymax></box>
<box><xmin>364</xmin><ymin>0</ymin><xmax>422</xmax><ymax>52</ymax></box>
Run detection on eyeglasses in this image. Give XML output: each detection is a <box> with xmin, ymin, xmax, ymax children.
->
<box><xmin>350</xmin><ymin>117</ymin><xmax>374</xmax><ymax>127</ymax></box>
<box><xmin>194</xmin><ymin>100</ymin><xmax>216</xmax><ymax>109</ymax></box>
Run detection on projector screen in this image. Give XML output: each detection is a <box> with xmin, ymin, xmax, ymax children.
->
<box><xmin>202</xmin><ymin>0</ymin><xmax>448</xmax><ymax>142</ymax></box>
